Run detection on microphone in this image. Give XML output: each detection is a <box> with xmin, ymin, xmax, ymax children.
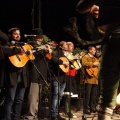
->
<box><xmin>11</xmin><ymin>41</ymin><xmax>26</xmax><ymax>46</ymax></box>
<box><xmin>24</xmin><ymin>34</ymin><xmax>37</xmax><ymax>38</ymax></box>
<box><xmin>59</xmin><ymin>47</ymin><xmax>68</xmax><ymax>51</ymax></box>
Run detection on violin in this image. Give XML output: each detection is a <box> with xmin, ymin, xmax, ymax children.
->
<box><xmin>46</xmin><ymin>53</ymin><xmax>52</xmax><ymax>60</ymax></box>
<box><xmin>36</xmin><ymin>41</ymin><xmax>57</xmax><ymax>60</ymax></box>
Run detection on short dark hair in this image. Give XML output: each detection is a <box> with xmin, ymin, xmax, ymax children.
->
<box><xmin>59</xmin><ymin>41</ymin><xmax>66</xmax><ymax>47</ymax></box>
<box><xmin>8</xmin><ymin>27</ymin><xmax>20</xmax><ymax>35</ymax></box>
<box><xmin>87</xmin><ymin>46</ymin><xmax>95</xmax><ymax>51</ymax></box>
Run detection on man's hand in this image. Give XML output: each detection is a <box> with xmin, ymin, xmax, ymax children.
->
<box><xmin>63</xmin><ymin>61</ymin><xmax>69</xmax><ymax>65</ymax></box>
<box><xmin>44</xmin><ymin>44</ymin><xmax>53</xmax><ymax>53</ymax></box>
<box><xmin>93</xmin><ymin>61</ymin><xmax>99</xmax><ymax>67</ymax></box>
<box><xmin>90</xmin><ymin>5</ymin><xmax>99</xmax><ymax>18</ymax></box>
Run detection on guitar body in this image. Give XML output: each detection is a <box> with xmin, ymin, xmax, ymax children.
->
<box><xmin>72</xmin><ymin>50</ymin><xmax>86</xmax><ymax>70</ymax></box>
<box><xmin>9</xmin><ymin>44</ymin><xmax>35</xmax><ymax>67</ymax></box>
<box><xmin>59</xmin><ymin>57</ymin><xmax>69</xmax><ymax>73</ymax></box>
<box><xmin>86</xmin><ymin>58</ymin><xmax>99</xmax><ymax>77</ymax></box>
<box><xmin>71</xmin><ymin>60</ymin><xmax>81</xmax><ymax>70</ymax></box>
<box><xmin>59</xmin><ymin>50</ymin><xmax>86</xmax><ymax>72</ymax></box>
<box><xmin>86</xmin><ymin>67</ymin><xmax>98</xmax><ymax>77</ymax></box>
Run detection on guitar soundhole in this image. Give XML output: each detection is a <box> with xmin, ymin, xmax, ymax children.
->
<box><xmin>64</xmin><ymin>65</ymin><xmax>68</xmax><ymax>68</ymax></box>
<box><xmin>16</xmin><ymin>54</ymin><xmax>21</xmax><ymax>61</ymax></box>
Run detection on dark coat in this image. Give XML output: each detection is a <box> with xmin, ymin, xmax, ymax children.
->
<box><xmin>28</xmin><ymin>42</ymin><xmax>50</xmax><ymax>85</ymax></box>
<box><xmin>0</xmin><ymin>59</ymin><xmax>5</xmax><ymax>87</ymax></box>
<box><xmin>0</xmin><ymin>29</ymin><xmax>8</xmax><ymax>46</ymax></box>
<box><xmin>0</xmin><ymin>45</ymin><xmax>29</xmax><ymax>88</ymax></box>
<box><xmin>50</xmin><ymin>50</ymin><xmax>66</xmax><ymax>83</ymax></box>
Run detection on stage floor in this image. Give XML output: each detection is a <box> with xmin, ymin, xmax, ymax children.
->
<box><xmin>38</xmin><ymin>110</ymin><xmax>120</xmax><ymax>120</ymax></box>
<box><xmin>59</xmin><ymin>110</ymin><xmax>120</xmax><ymax>120</ymax></box>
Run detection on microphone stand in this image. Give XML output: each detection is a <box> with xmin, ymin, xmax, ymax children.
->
<box><xmin>40</xmin><ymin>50</ymin><xmax>52</xmax><ymax>120</ymax></box>
<box><xmin>64</xmin><ymin>56</ymin><xmax>78</xmax><ymax>120</ymax></box>
<box><xmin>22</xmin><ymin>40</ymin><xmax>49</xmax><ymax>86</ymax></box>
<box><xmin>35</xmin><ymin>51</ymin><xmax>49</xmax><ymax>120</ymax></box>
<box><xmin>80</xmin><ymin>67</ymin><xmax>97</xmax><ymax>120</ymax></box>
<box><xmin>81</xmin><ymin>68</ymin><xmax>88</xmax><ymax>120</ymax></box>
<box><xmin>20</xmin><ymin>45</ymin><xmax>49</xmax><ymax>120</ymax></box>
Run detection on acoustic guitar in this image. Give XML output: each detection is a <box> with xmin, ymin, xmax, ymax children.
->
<box><xmin>86</xmin><ymin>58</ymin><xmax>99</xmax><ymax>78</ymax></box>
<box><xmin>59</xmin><ymin>57</ymin><xmax>69</xmax><ymax>73</ymax></box>
<box><xmin>73</xmin><ymin>49</ymin><xmax>86</xmax><ymax>60</ymax></box>
<box><xmin>9</xmin><ymin>41</ymin><xmax>56</xmax><ymax>67</ymax></box>
<box><xmin>59</xmin><ymin>50</ymin><xmax>86</xmax><ymax>73</ymax></box>
<box><xmin>9</xmin><ymin>44</ymin><xmax>35</xmax><ymax>67</ymax></box>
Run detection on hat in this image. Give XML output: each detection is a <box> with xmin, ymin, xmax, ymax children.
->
<box><xmin>32</xmin><ymin>28</ymin><xmax>43</xmax><ymax>37</ymax></box>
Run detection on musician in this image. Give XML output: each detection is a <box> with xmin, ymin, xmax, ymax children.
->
<box><xmin>0</xmin><ymin>29</ymin><xmax>9</xmax><ymax>112</ymax></box>
<box><xmin>2</xmin><ymin>27</ymin><xmax>29</xmax><ymax>120</ymax></box>
<box><xmin>0</xmin><ymin>29</ymin><xmax>8</xmax><ymax>46</ymax></box>
<box><xmin>81</xmin><ymin>46</ymin><xmax>99</xmax><ymax>114</ymax></box>
<box><xmin>76</xmin><ymin>1</ymin><xmax>120</xmax><ymax>119</ymax></box>
<box><xmin>0</xmin><ymin>29</ymin><xmax>9</xmax><ymax>89</ymax></box>
<box><xmin>24</xmin><ymin>28</ymin><xmax>52</xmax><ymax>120</ymax></box>
<box><xmin>63</xmin><ymin>41</ymin><xmax>78</xmax><ymax>118</ymax></box>
<box><xmin>50</xmin><ymin>41</ymin><xmax>68</xmax><ymax>120</ymax></box>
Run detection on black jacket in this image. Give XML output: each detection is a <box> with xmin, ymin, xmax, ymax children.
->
<box><xmin>50</xmin><ymin>50</ymin><xmax>66</xmax><ymax>83</ymax></box>
<box><xmin>28</xmin><ymin>42</ymin><xmax>50</xmax><ymax>84</ymax></box>
<box><xmin>0</xmin><ymin>45</ymin><xmax>29</xmax><ymax>88</ymax></box>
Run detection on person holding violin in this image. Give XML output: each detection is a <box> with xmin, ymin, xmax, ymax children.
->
<box><xmin>24</xmin><ymin>28</ymin><xmax>52</xmax><ymax>120</ymax></box>
<box><xmin>2</xmin><ymin>27</ymin><xmax>29</xmax><ymax>120</ymax></box>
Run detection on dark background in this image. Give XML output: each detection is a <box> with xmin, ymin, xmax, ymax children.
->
<box><xmin>0</xmin><ymin>0</ymin><xmax>97</xmax><ymax>45</ymax></box>
<box><xmin>0</xmin><ymin>0</ymin><xmax>33</xmax><ymax>40</ymax></box>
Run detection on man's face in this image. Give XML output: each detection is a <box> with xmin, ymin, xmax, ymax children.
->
<box><xmin>68</xmin><ymin>44</ymin><xmax>74</xmax><ymax>52</ymax></box>
<box><xmin>11</xmin><ymin>30</ymin><xmax>21</xmax><ymax>41</ymax></box>
<box><xmin>36</xmin><ymin>36</ymin><xmax>43</xmax><ymax>45</ymax></box>
<box><xmin>89</xmin><ymin>47</ymin><xmax>96</xmax><ymax>56</ymax></box>
<box><xmin>62</xmin><ymin>42</ymin><xmax>68</xmax><ymax>51</ymax></box>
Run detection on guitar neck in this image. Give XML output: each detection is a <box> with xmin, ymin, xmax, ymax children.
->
<box><xmin>74</xmin><ymin>50</ymin><xmax>86</xmax><ymax>60</ymax></box>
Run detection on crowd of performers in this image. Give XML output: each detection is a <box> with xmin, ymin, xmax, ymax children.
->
<box><xmin>0</xmin><ymin>27</ymin><xmax>103</xmax><ymax>120</ymax></box>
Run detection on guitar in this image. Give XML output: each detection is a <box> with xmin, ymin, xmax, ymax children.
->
<box><xmin>73</xmin><ymin>49</ymin><xmax>86</xmax><ymax>60</ymax></box>
<box><xmin>86</xmin><ymin>58</ymin><xmax>99</xmax><ymax>78</ymax></box>
<box><xmin>72</xmin><ymin>50</ymin><xmax>86</xmax><ymax>70</ymax></box>
<box><xmin>59</xmin><ymin>57</ymin><xmax>70</xmax><ymax>73</ymax></box>
<box><xmin>9</xmin><ymin>41</ymin><xmax>56</xmax><ymax>67</ymax></box>
<box><xmin>9</xmin><ymin>44</ymin><xmax>35</xmax><ymax>67</ymax></box>
<box><xmin>59</xmin><ymin>50</ymin><xmax>86</xmax><ymax>72</ymax></box>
